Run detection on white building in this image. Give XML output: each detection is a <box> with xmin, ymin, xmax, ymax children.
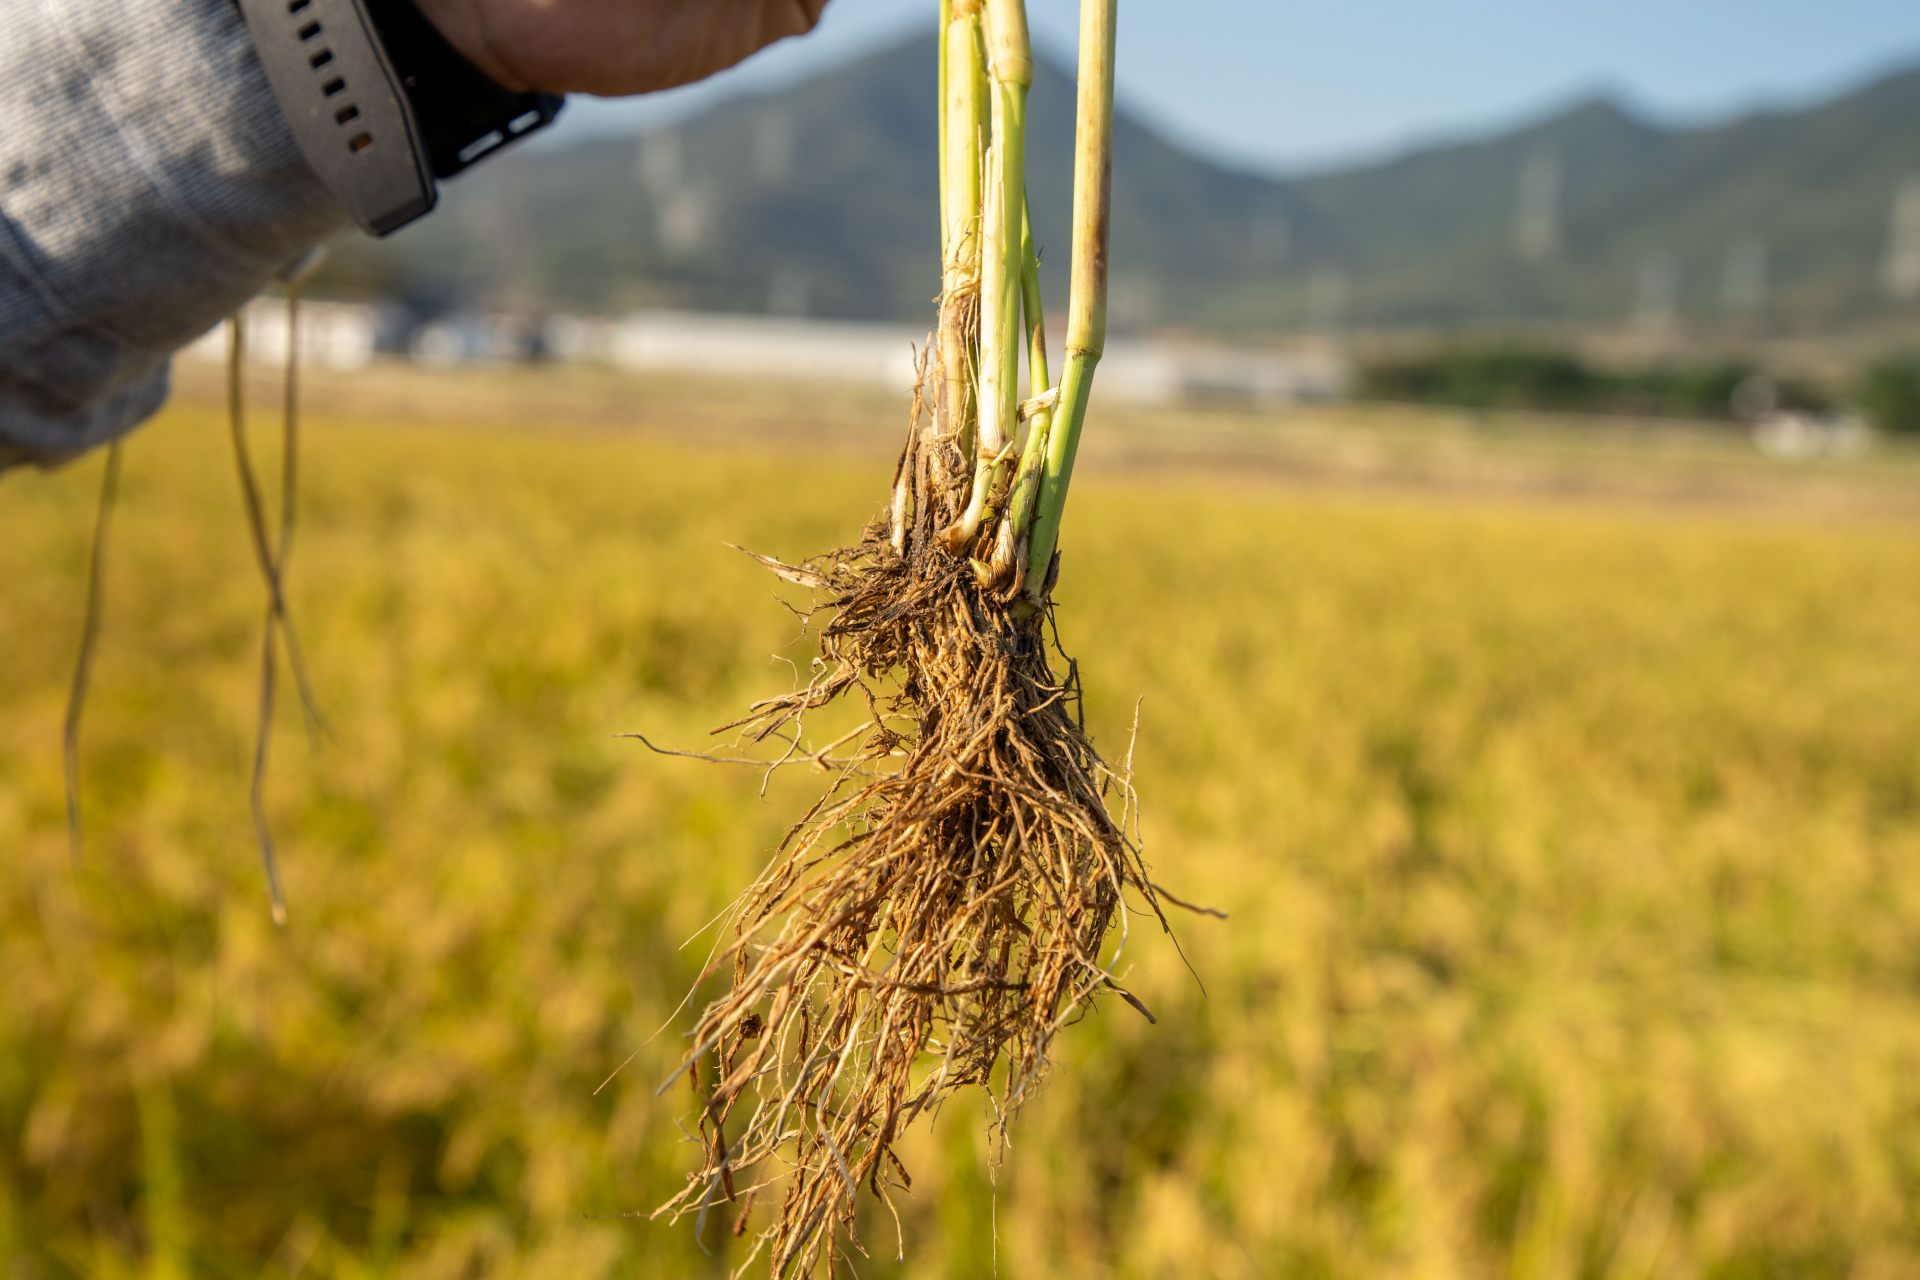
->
<box><xmin>607</xmin><ymin>310</ymin><xmax>928</xmax><ymax>391</ymax></box>
<box><xmin>179</xmin><ymin>296</ymin><xmax>378</xmax><ymax>371</ymax></box>
<box><xmin>596</xmin><ymin>309</ymin><xmax>1344</xmax><ymax>405</ymax></box>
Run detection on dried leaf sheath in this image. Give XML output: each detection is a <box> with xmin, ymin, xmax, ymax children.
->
<box><xmin>654</xmin><ymin>373</ymin><xmax>1162</xmax><ymax>1276</ymax></box>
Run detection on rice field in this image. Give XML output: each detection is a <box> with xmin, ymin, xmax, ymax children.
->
<box><xmin>4</xmin><ymin>379</ymin><xmax>1920</xmax><ymax>1277</ymax></box>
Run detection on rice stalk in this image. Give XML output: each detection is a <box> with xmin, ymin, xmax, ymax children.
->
<box><xmin>227</xmin><ymin>276</ymin><xmax>326</xmax><ymax>925</ymax></box>
<box><xmin>651</xmin><ymin>2</ymin><xmax>1161</xmax><ymax>1273</ymax></box>
<box><xmin>62</xmin><ymin>439</ymin><xmax>123</xmax><ymax>866</ymax></box>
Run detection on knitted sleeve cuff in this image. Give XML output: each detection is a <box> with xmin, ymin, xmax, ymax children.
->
<box><xmin>0</xmin><ymin>0</ymin><xmax>354</xmax><ymax>465</ymax></box>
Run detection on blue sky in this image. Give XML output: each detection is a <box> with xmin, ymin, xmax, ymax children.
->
<box><xmin>546</xmin><ymin>0</ymin><xmax>1920</xmax><ymax>173</ymax></box>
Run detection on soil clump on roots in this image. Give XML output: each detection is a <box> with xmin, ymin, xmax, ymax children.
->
<box><xmin>652</xmin><ymin>376</ymin><xmax>1168</xmax><ymax>1275</ymax></box>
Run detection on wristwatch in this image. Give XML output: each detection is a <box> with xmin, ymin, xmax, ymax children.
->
<box><xmin>235</xmin><ymin>0</ymin><xmax>564</xmax><ymax>236</ymax></box>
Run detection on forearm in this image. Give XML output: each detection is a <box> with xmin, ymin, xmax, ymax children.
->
<box><xmin>0</xmin><ymin>0</ymin><xmax>350</xmax><ymax>468</ymax></box>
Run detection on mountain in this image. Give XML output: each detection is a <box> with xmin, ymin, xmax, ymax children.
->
<box><xmin>1262</xmin><ymin>70</ymin><xmax>1920</xmax><ymax>335</ymax></box>
<box><xmin>316</xmin><ymin>34</ymin><xmax>1268</xmax><ymax>331</ymax></box>
<box><xmin>313</xmin><ymin>38</ymin><xmax>1920</xmax><ymax>338</ymax></box>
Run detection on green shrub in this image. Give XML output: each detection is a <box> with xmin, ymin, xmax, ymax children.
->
<box><xmin>1359</xmin><ymin>348</ymin><xmax>1602</xmax><ymax>412</ymax></box>
<box><xmin>1358</xmin><ymin>347</ymin><xmax>1826</xmax><ymax>422</ymax></box>
<box><xmin>1857</xmin><ymin>353</ymin><xmax>1920</xmax><ymax>433</ymax></box>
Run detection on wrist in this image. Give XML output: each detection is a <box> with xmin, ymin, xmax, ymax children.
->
<box><xmin>363</xmin><ymin>0</ymin><xmax>564</xmax><ymax>178</ymax></box>
<box><xmin>235</xmin><ymin>0</ymin><xmax>562</xmax><ymax>236</ymax></box>
<box><xmin>400</xmin><ymin>0</ymin><xmax>526</xmax><ymax>92</ymax></box>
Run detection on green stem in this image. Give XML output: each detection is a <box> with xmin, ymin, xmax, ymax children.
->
<box><xmin>1023</xmin><ymin>0</ymin><xmax>1114</xmax><ymax>598</ymax></box>
<box><xmin>1022</xmin><ymin>351</ymin><xmax>1094</xmax><ymax>590</ymax></box>
<box><xmin>1003</xmin><ymin>207</ymin><xmax>1051</xmax><ymax>549</ymax></box>
<box><xmin>1021</xmin><ymin>201</ymin><xmax>1050</xmax><ymax>393</ymax></box>
<box><xmin>937</xmin><ymin>0</ymin><xmax>950</xmax><ymax>250</ymax></box>
<box><xmin>947</xmin><ymin>0</ymin><xmax>1031</xmax><ymax>554</ymax></box>
<box><xmin>976</xmin><ymin>0</ymin><xmax>1031</xmax><ymax>459</ymax></box>
<box><xmin>938</xmin><ymin>1</ymin><xmax>987</xmax><ymax>463</ymax></box>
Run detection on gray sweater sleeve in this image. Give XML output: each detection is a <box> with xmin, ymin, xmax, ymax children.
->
<box><xmin>0</xmin><ymin>0</ymin><xmax>352</xmax><ymax>469</ymax></box>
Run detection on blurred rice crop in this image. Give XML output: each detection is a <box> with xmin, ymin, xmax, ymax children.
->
<box><xmin>4</xmin><ymin>397</ymin><xmax>1920</xmax><ymax>1277</ymax></box>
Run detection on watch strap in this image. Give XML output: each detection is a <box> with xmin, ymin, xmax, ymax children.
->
<box><xmin>363</xmin><ymin>0</ymin><xmax>565</xmax><ymax>180</ymax></box>
<box><xmin>236</xmin><ymin>0</ymin><xmax>437</xmax><ymax>237</ymax></box>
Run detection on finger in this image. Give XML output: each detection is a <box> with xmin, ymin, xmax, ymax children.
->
<box><xmin>617</xmin><ymin>0</ymin><xmax>828</xmax><ymax>94</ymax></box>
<box><xmin>786</xmin><ymin>0</ymin><xmax>831</xmax><ymax>35</ymax></box>
<box><xmin>473</xmin><ymin>0</ymin><xmax>832</xmax><ymax>98</ymax></box>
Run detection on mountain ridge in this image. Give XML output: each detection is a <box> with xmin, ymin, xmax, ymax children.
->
<box><xmin>315</xmin><ymin>39</ymin><xmax>1920</xmax><ymax>338</ymax></box>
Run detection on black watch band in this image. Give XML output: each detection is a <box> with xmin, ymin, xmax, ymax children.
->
<box><xmin>364</xmin><ymin>0</ymin><xmax>565</xmax><ymax>180</ymax></box>
<box><xmin>236</xmin><ymin>0</ymin><xmax>563</xmax><ymax>237</ymax></box>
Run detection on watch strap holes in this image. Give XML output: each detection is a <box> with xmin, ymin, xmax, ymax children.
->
<box><xmin>237</xmin><ymin>0</ymin><xmax>438</xmax><ymax>235</ymax></box>
<box><xmin>455</xmin><ymin>130</ymin><xmax>504</xmax><ymax>164</ymax></box>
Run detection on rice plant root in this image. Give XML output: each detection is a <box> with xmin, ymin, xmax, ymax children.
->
<box><xmin>653</xmin><ymin>381</ymin><xmax>1167</xmax><ymax>1276</ymax></box>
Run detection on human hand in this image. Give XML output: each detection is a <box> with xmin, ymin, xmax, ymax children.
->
<box><xmin>408</xmin><ymin>0</ymin><xmax>831</xmax><ymax>97</ymax></box>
